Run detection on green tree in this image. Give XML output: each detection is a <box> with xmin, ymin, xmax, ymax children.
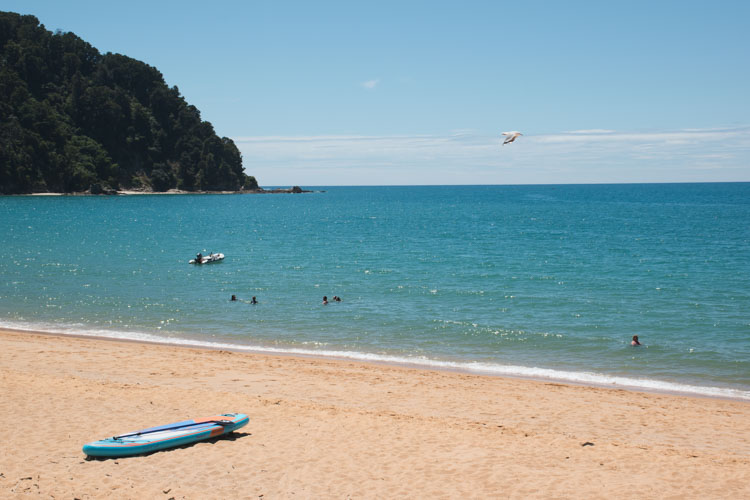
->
<box><xmin>0</xmin><ymin>10</ymin><xmax>255</xmax><ymax>194</ymax></box>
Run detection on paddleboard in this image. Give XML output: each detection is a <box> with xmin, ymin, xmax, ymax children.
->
<box><xmin>83</xmin><ymin>412</ymin><xmax>248</xmax><ymax>457</ymax></box>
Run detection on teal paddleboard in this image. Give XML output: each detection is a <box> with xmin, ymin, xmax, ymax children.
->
<box><xmin>83</xmin><ymin>413</ymin><xmax>248</xmax><ymax>457</ymax></box>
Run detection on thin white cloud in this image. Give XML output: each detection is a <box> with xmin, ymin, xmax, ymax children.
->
<box><xmin>563</xmin><ymin>129</ymin><xmax>616</xmax><ymax>134</ymax></box>
<box><xmin>361</xmin><ymin>79</ymin><xmax>380</xmax><ymax>89</ymax></box>
<box><xmin>233</xmin><ymin>127</ymin><xmax>750</xmax><ymax>186</ymax></box>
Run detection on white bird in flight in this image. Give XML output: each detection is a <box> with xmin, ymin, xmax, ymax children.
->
<box><xmin>501</xmin><ymin>131</ymin><xmax>523</xmax><ymax>145</ymax></box>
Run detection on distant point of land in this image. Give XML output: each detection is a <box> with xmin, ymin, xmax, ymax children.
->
<box><xmin>0</xmin><ymin>11</ymin><xmax>264</xmax><ymax>195</ymax></box>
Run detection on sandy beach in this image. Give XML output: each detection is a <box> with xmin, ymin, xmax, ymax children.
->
<box><xmin>1</xmin><ymin>328</ymin><xmax>748</xmax><ymax>499</ymax></box>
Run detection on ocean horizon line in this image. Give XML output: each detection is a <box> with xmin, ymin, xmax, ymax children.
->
<box><xmin>260</xmin><ymin>181</ymin><xmax>750</xmax><ymax>188</ymax></box>
<box><xmin>6</xmin><ymin>180</ymin><xmax>749</xmax><ymax>196</ymax></box>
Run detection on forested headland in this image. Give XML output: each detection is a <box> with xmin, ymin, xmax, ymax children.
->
<box><xmin>0</xmin><ymin>11</ymin><xmax>258</xmax><ymax>194</ymax></box>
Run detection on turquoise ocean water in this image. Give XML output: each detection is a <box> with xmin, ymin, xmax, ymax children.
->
<box><xmin>2</xmin><ymin>184</ymin><xmax>749</xmax><ymax>399</ymax></box>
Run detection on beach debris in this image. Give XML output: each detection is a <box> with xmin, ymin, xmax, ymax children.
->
<box><xmin>581</xmin><ymin>441</ymin><xmax>595</xmax><ymax>447</ymax></box>
<box><xmin>501</xmin><ymin>131</ymin><xmax>523</xmax><ymax>145</ymax></box>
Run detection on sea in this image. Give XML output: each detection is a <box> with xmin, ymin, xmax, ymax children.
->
<box><xmin>2</xmin><ymin>183</ymin><xmax>749</xmax><ymax>400</ymax></box>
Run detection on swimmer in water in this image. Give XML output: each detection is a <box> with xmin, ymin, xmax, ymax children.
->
<box><xmin>231</xmin><ymin>295</ymin><xmax>237</xmax><ymax>301</ymax></box>
<box><xmin>251</xmin><ymin>296</ymin><xmax>258</xmax><ymax>304</ymax></box>
<box><xmin>631</xmin><ymin>335</ymin><xmax>641</xmax><ymax>346</ymax></box>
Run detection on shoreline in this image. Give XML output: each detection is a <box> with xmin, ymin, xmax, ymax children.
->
<box><xmin>2</xmin><ymin>324</ymin><xmax>748</xmax><ymax>403</ymax></box>
<box><xmin>16</xmin><ymin>186</ymin><xmax>319</xmax><ymax>196</ymax></box>
<box><xmin>1</xmin><ymin>327</ymin><xmax>749</xmax><ymax>497</ymax></box>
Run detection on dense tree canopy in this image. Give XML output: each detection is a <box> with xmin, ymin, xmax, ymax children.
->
<box><xmin>0</xmin><ymin>11</ymin><xmax>258</xmax><ymax>194</ymax></box>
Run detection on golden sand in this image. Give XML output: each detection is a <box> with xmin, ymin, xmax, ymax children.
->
<box><xmin>1</xmin><ymin>328</ymin><xmax>748</xmax><ymax>498</ymax></box>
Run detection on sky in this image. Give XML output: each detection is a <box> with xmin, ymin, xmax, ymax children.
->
<box><xmin>5</xmin><ymin>0</ymin><xmax>750</xmax><ymax>186</ymax></box>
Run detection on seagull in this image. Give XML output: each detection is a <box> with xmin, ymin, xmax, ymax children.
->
<box><xmin>501</xmin><ymin>131</ymin><xmax>523</xmax><ymax>145</ymax></box>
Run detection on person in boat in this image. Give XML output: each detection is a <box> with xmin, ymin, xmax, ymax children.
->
<box><xmin>196</xmin><ymin>252</ymin><xmax>203</xmax><ymax>264</ymax></box>
<box><xmin>631</xmin><ymin>335</ymin><xmax>641</xmax><ymax>346</ymax></box>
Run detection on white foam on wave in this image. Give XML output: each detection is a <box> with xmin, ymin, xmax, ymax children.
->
<box><xmin>4</xmin><ymin>320</ymin><xmax>750</xmax><ymax>401</ymax></box>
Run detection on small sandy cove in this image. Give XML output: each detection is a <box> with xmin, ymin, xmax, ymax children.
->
<box><xmin>1</xmin><ymin>328</ymin><xmax>748</xmax><ymax>499</ymax></box>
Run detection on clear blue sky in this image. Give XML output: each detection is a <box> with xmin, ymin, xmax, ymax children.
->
<box><xmin>6</xmin><ymin>0</ymin><xmax>750</xmax><ymax>185</ymax></box>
